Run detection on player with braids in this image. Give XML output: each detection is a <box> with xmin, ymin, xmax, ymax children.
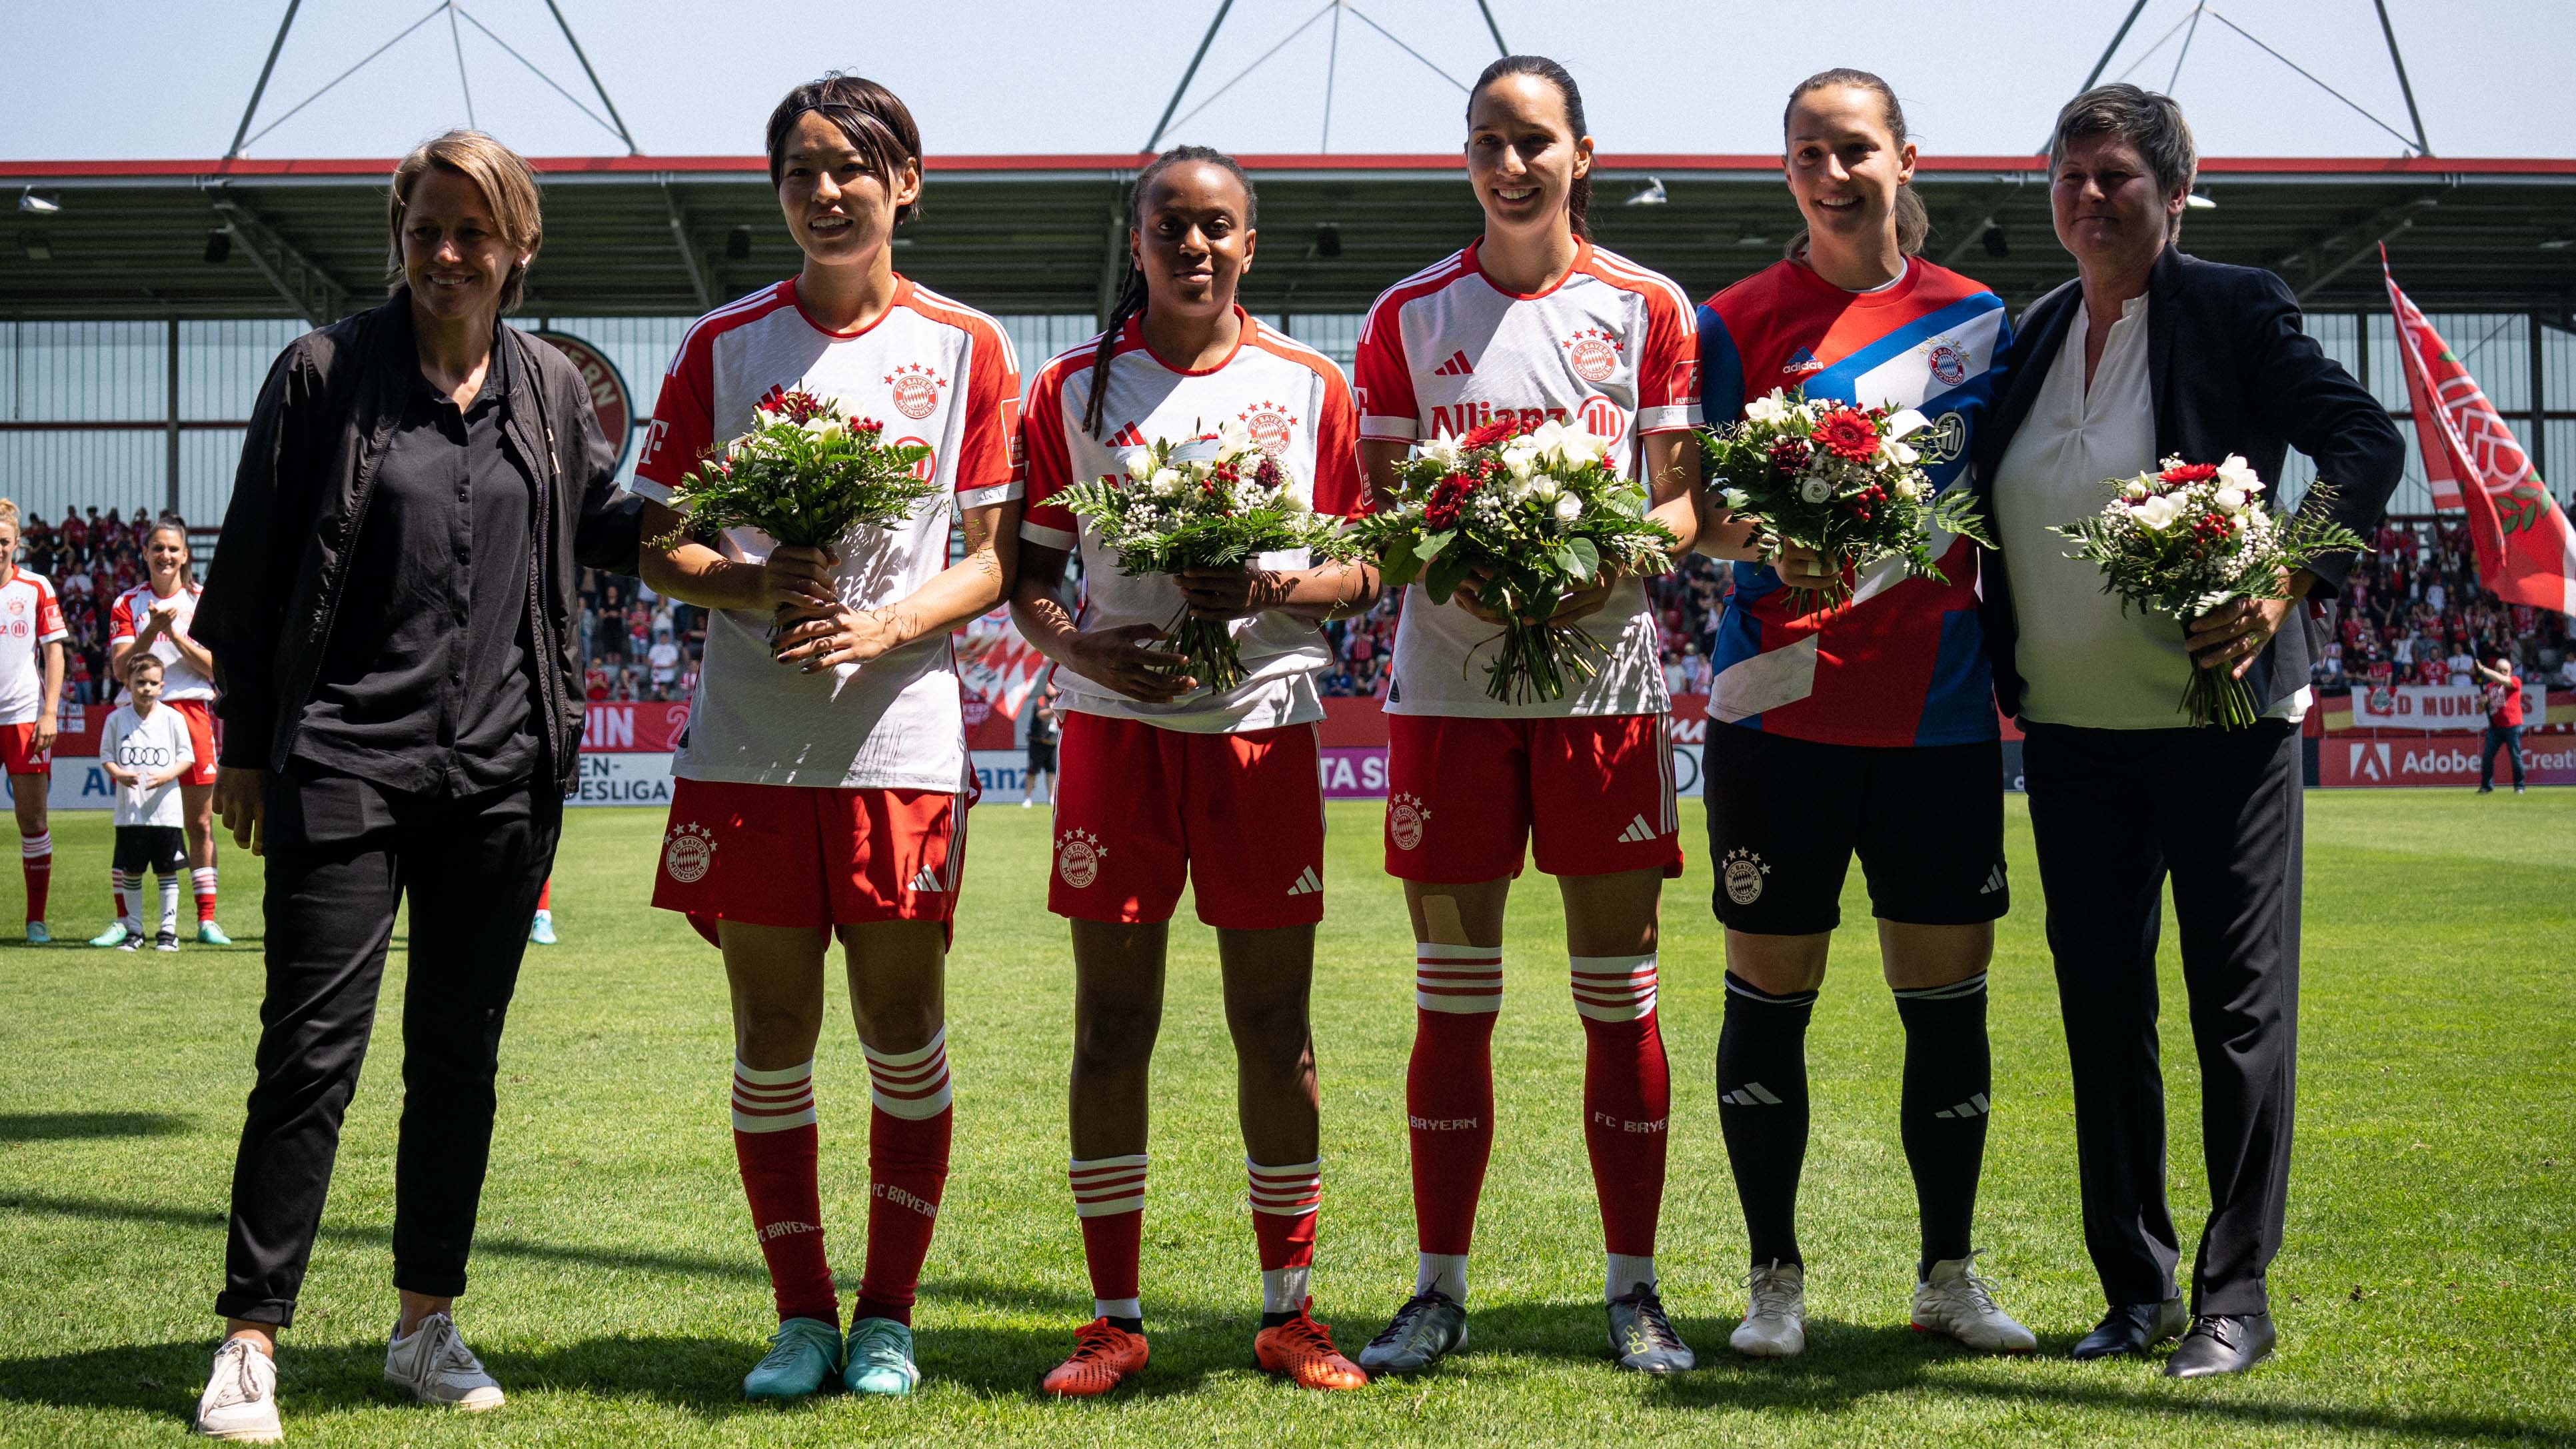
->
<box><xmin>1350</xmin><ymin>55</ymin><xmax>1706</xmax><ymax>1377</ymax></box>
<box><xmin>1016</xmin><ymin>143</ymin><xmax>1376</xmax><ymax>1395</ymax></box>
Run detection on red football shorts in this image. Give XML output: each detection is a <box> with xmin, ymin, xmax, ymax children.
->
<box><xmin>0</xmin><ymin>722</ymin><xmax>50</xmax><ymax>777</ymax></box>
<box><xmin>1384</xmin><ymin>713</ymin><xmax>1682</xmax><ymax>882</ymax></box>
<box><xmin>1050</xmin><ymin>712</ymin><xmax>1325</xmax><ymax>930</ymax></box>
<box><xmin>169</xmin><ymin>699</ymin><xmax>220</xmax><ymax>786</ymax></box>
<box><xmin>652</xmin><ymin>776</ymin><xmax>965</xmax><ymax>943</ymax></box>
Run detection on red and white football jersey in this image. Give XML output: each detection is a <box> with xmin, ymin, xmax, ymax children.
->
<box><xmin>1354</xmin><ymin>237</ymin><xmax>1700</xmax><ymax>719</ymax></box>
<box><xmin>1022</xmin><ymin>311</ymin><xmax>1364</xmax><ymax>733</ymax></box>
<box><xmin>636</xmin><ymin>277</ymin><xmax>1022</xmax><ymax>791</ymax></box>
<box><xmin>0</xmin><ymin>570</ymin><xmax>68</xmax><ymax>726</ymax></box>
<box><xmin>108</xmin><ymin>582</ymin><xmax>214</xmax><ymax>702</ymax></box>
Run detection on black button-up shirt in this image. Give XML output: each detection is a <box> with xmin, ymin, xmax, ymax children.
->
<box><xmin>291</xmin><ymin>321</ymin><xmax>540</xmax><ymax>796</ymax></box>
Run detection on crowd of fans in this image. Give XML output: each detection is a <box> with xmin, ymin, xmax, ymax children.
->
<box><xmin>17</xmin><ymin>504</ymin><xmax>162</xmax><ymax>706</ymax></box>
<box><xmin>577</xmin><ymin>569</ymin><xmax>704</xmax><ymax>701</ymax></box>
<box><xmin>2313</xmin><ymin>517</ymin><xmax>2575</xmax><ymax>692</ymax></box>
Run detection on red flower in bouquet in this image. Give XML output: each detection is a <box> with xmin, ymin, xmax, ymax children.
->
<box><xmin>2161</xmin><ymin>461</ymin><xmax>2219</xmax><ymax>485</ymax></box>
<box><xmin>754</xmin><ymin>384</ymin><xmax>834</xmax><ymax>425</ymax></box>
<box><xmin>1459</xmin><ymin>415</ymin><xmax>1532</xmax><ymax>449</ymax></box>
<box><xmin>1811</xmin><ymin>407</ymin><xmax>1882</xmax><ymax>464</ymax></box>
<box><xmin>1766</xmin><ymin>437</ymin><xmax>1812</xmax><ymax>473</ymax></box>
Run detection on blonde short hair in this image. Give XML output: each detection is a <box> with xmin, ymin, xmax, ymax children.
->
<box><xmin>387</xmin><ymin>129</ymin><xmax>544</xmax><ymax>312</ymax></box>
<box><xmin>0</xmin><ymin>499</ymin><xmax>19</xmax><ymax>529</ymax></box>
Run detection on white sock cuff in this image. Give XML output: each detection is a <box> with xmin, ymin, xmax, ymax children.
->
<box><xmin>863</xmin><ymin>1028</ymin><xmax>952</xmax><ymax>1119</ymax></box>
<box><xmin>1070</xmin><ymin>1154</ymin><xmax>1148</xmax><ymax>1218</ymax></box>
<box><xmin>191</xmin><ymin>866</ymin><xmax>218</xmax><ymax>886</ymax></box>
<box><xmin>1416</xmin><ymin>942</ymin><xmax>1503</xmax><ymax>1014</ymax></box>
<box><xmin>23</xmin><ymin>832</ymin><xmax>51</xmax><ymax>858</ymax></box>
<box><xmin>1570</xmin><ymin>952</ymin><xmax>1658</xmax><ymax>1022</ymax></box>
<box><xmin>730</xmin><ymin>1058</ymin><xmax>816</xmax><ymax>1133</ymax></box>
<box><xmin>1248</xmin><ymin>1158</ymin><xmax>1323</xmax><ymax>1216</ymax></box>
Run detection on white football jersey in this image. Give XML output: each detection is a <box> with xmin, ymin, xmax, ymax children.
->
<box><xmin>635</xmin><ymin>277</ymin><xmax>1022</xmax><ymax>791</ymax></box>
<box><xmin>0</xmin><ymin>571</ymin><xmax>69</xmax><ymax>726</ymax></box>
<box><xmin>102</xmin><ymin>703</ymin><xmax>193</xmax><ymax>827</ymax></box>
<box><xmin>1020</xmin><ymin>312</ymin><xmax>1364</xmax><ymax>733</ymax></box>
<box><xmin>109</xmin><ymin>583</ymin><xmax>215</xmax><ymax>701</ymax></box>
<box><xmin>1354</xmin><ymin>238</ymin><xmax>1700</xmax><ymax>719</ymax></box>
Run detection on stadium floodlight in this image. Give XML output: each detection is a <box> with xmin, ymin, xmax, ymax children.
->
<box><xmin>17</xmin><ymin>189</ymin><xmax>61</xmax><ymax>216</ymax></box>
<box><xmin>1624</xmin><ymin>177</ymin><xmax>1668</xmax><ymax>207</ymax></box>
<box><xmin>2186</xmin><ymin>192</ymin><xmax>2218</xmax><ymax>210</ymax></box>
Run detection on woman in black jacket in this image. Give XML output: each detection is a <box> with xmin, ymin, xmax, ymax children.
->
<box><xmin>188</xmin><ymin>129</ymin><xmax>641</xmax><ymax>1441</ymax></box>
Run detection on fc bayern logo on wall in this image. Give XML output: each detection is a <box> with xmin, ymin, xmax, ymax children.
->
<box><xmin>1563</xmin><ymin>327</ymin><xmax>1619</xmax><ymax>384</ymax></box>
<box><xmin>531</xmin><ymin>332</ymin><xmax>634</xmax><ymax>470</ymax></box>
<box><xmin>887</xmin><ymin>363</ymin><xmax>948</xmax><ymax>420</ymax></box>
<box><xmin>1236</xmin><ymin>401</ymin><xmax>1298</xmax><ymax>457</ymax></box>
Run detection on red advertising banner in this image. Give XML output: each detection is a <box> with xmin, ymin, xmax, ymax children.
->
<box><xmin>2319</xmin><ymin>734</ymin><xmax>2576</xmax><ymax>788</ymax></box>
<box><xmin>581</xmin><ymin>701</ymin><xmax>691</xmax><ymax>752</ymax></box>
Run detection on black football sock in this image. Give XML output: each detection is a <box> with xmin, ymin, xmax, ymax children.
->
<box><xmin>1893</xmin><ymin>972</ymin><xmax>1991</xmax><ymax>1276</ymax></box>
<box><xmin>1716</xmin><ymin>971</ymin><xmax>1816</xmax><ymax>1268</ymax></box>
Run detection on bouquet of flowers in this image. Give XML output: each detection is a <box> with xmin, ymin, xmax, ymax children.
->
<box><xmin>1345</xmin><ymin>415</ymin><xmax>1676</xmax><ymax>705</ymax></box>
<box><xmin>1699</xmin><ymin>387</ymin><xmax>1991</xmax><ymax>614</ymax></box>
<box><xmin>2053</xmin><ymin>455</ymin><xmax>2367</xmax><ymax>728</ymax></box>
<box><xmin>649</xmin><ymin>385</ymin><xmax>940</xmax><ymax>550</ymax></box>
<box><xmin>1055</xmin><ymin>419</ymin><xmax>1344</xmax><ymax>693</ymax></box>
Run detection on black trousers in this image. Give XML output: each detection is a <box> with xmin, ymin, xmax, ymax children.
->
<box><xmin>2021</xmin><ymin>719</ymin><xmax>2299</xmax><ymax>1318</ymax></box>
<box><xmin>214</xmin><ymin>762</ymin><xmax>561</xmax><ymax>1326</ymax></box>
<box><xmin>2481</xmin><ymin>725</ymin><xmax>2525</xmax><ymax>788</ymax></box>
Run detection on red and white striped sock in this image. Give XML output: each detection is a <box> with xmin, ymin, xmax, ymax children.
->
<box><xmin>1572</xmin><ymin>953</ymin><xmax>1670</xmax><ymax>1291</ymax></box>
<box><xmin>1407</xmin><ymin>942</ymin><xmax>1502</xmax><ymax>1300</ymax></box>
<box><xmin>191</xmin><ymin>866</ymin><xmax>217</xmax><ymax>923</ymax></box>
<box><xmin>731</xmin><ymin>1058</ymin><xmax>836</xmax><ymax>1326</ymax></box>
<box><xmin>1068</xmin><ymin>1152</ymin><xmax>1147</xmax><ymax>1321</ymax></box>
<box><xmin>1248</xmin><ymin>1158</ymin><xmax>1322</xmax><ymax>1314</ymax></box>
<box><xmin>23</xmin><ymin>831</ymin><xmax>51</xmax><ymax>923</ymax></box>
<box><xmin>856</xmin><ymin>1028</ymin><xmax>953</xmax><ymax>1326</ymax></box>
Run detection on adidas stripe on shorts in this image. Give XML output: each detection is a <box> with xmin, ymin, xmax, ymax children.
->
<box><xmin>1047</xmin><ymin>713</ymin><xmax>1326</xmax><ymax>930</ymax></box>
<box><xmin>1382</xmin><ymin>713</ymin><xmax>1683</xmax><ymax>883</ymax></box>
<box><xmin>1701</xmin><ymin>723</ymin><xmax>2005</xmax><ymax>936</ymax></box>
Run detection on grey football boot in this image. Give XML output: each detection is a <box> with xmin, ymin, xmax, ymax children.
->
<box><xmin>1355</xmin><ymin>1290</ymin><xmax>1468</xmax><ymax>1374</ymax></box>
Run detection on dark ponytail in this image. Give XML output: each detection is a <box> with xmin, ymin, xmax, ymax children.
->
<box><xmin>1782</xmin><ymin>67</ymin><xmax>1928</xmax><ymax>261</ymax></box>
<box><xmin>149</xmin><ymin>513</ymin><xmax>196</xmax><ymax>589</ymax></box>
<box><xmin>1468</xmin><ymin>56</ymin><xmax>1592</xmax><ymax>239</ymax></box>
<box><xmin>1082</xmin><ymin>145</ymin><xmax>1258</xmax><ymax>438</ymax></box>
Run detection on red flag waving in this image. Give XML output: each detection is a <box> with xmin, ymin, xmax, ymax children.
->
<box><xmin>2384</xmin><ymin>251</ymin><xmax>2576</xmax><ymax>613</ymax></box>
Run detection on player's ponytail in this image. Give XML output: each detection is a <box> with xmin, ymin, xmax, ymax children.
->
<box><xmin>1782</xmin><ymin>68</ymin><xmax>1928</xmax><ymax>262</ymax></box>
<box><xmin>1083</xmin><ymin>145</ymin><xmax>1259</xmax><ymax>439</ymax></box>
<box><xmin>1469</xmin><ymin>57</ymin><xmax>1592</xmax><ymax>239</ymax></box>
<box><xmin>149</xmin><ymin>513</ymin><xmax>196</xmax><ymax>589</ymax></box>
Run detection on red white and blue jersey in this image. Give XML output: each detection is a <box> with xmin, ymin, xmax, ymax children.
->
<box><xmin>1699</xmin><ymin>256</ymin><xmax>2010</xmax><ymax>746</ymax></box>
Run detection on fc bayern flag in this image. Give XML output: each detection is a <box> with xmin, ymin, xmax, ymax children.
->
<box><xmin>2384</xmin><ymin>251</ymin><xmax>2576</xmax><ymax>614</ymax></box>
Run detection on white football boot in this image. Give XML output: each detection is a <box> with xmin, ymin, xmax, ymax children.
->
<box><xmin>383</xmin><ymin>1312</ymin><xmax>505</xmax><ymax>1410</ymax></box>
<box><xmin>193</xmin><ymin>1336</ymin><xmax>283</xmax><ymax>1442</ymax></box>
<box><xmin>1910</xmin><ymin>1251</ymin><xmax>2038</xmax><ymax>1353</ymax></box>
<box><xmin>1730</xmin><ymin>1259</ymin><xmax>1807</xmax><ymax>1358</ymax></box>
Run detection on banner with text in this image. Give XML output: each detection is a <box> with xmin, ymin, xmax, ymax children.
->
<box><xmin>2320</xmin><ymin>736</ymin><xmax>2576</xmax><ymax>788</ymax></box>
<box><xmin>2349</xmin><ymin>681</ymin><xmax>2543</xmax><ymax>730</ymax></box>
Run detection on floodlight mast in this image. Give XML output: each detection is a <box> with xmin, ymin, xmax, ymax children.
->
<box><xmin>228</xmin><ymin>0</ymin><xmax>305</xmax><ymax>161</ymax></box>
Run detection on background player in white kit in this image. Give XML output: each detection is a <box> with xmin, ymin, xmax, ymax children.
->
<box><xmin>1351</xmin><ymin>57</ymin><xmax>1704</xmax><ymax>1377</ymax></box>
<box><xmin>1012</xmin><ymin>146</ymin><xmax>1379</xmax><ymax>1397</ymax></box>
<box><xmin>107</xmin><ymin>515</ymin><xmax>231</xmax><ymax>943</ymax></box>
<box><xmin>635</xmin><ymin>73</ymin><xmax>1021</xmax><ymax>1404</ymax></box>
<box><xmin>92</xmin><ymin>653</ymin><xmax>193</xmax><ymax>952</ymax></box>
<box><xmin>0</xmin><ymin>501</ymin><xmax>68</xmax><ymax>942</ymax></box>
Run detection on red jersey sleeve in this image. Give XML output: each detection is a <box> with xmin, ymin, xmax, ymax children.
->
<box><xmin>1635</xmin><ymin>281</ymin><xmax>1702</xmax><ymax>435</ymax></box>
<box><xmin>951</xmin><ymin>316</ymin><xmax>1022</xmax><ymax>510</ymax></box>
<box><xmin>1310</xmin><ymin>360</ymin><xmax>1367</xmax><ymax>519</ymax></box>
<box><xmin>1354</xmin><ymin>293</ymin><xmax>1420</xmax><ymax>443</ymax></box>
<box><xmin>633</xmin><ymin>325</ymin><xmax>715</xmax><ymax>505</ymax></box>
<box><xmin>1017</xmin><ymin>357</ymin><xmax>1080</xmax><ymax>551</ymax></box>
<box><xmin>107</xmin><ymin>587</ymin><xmax>135</xmax><ymax>643</ymax></box>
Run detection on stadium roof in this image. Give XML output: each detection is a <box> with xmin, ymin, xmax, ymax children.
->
<box><xmin>7</xmin><ymin>152</ymin><xmax>2576</xmax><ymax>324</ymax></box>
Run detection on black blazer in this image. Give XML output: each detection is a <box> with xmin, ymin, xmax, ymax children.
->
<box><xmin>1967</xmin><ymin>246</ymin><xmax>2403</xmax><ymax>719</ymax></box>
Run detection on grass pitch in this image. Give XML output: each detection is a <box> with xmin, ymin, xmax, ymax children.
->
<box><xmin>0</xmin><ymin>788</ymin><xmax>2569</xmax><ymax>1446</ymax></box>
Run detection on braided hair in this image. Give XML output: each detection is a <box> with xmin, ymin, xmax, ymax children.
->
<box><xmin>1082</xmin><ymin>145</ymin><xmax>1258</xmax><ymax>438</ymax></box>
<box><xmin>1468</xmin><ymin>56</ymin><xmax>1593</xmax><ymax>239</ymax></box>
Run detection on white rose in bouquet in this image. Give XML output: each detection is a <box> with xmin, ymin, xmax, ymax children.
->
<box><xmin>1122</xmin><ymin>447</ymin><xmax>1158</xmax><ymax>479</ymax></box>
<box><xmin>1151</xmin><ymin>468</ymin><xmax>1185</xmax><ymax>497</ymax></box>
<box><xmin>2215</xmin><ymin>453</ymin><xmax>2261</xmax><ymax>495</ymax></box>
<box><xmin>1799</xmin><ymin>477</ymin><xmax>1834</xmax><ymax>504</ymax></box>
<box><xmin>1744</xmin><ymin>389</ymin><xmax>1794</xmax><ymax>426</ymax></box>
<box><xmin>2131</xmin><ymin>493</ymin><xmax>2182</xmax><ymax>531</ymax></box>
<box><xmin>2213</xmin><ymin>487</ymin><xmax>2247</xmax><ymax>514</ymax></box>
<box><xmin>1553</xmin><ymin>495</ymin><xmax>1583</xmax><ymax>525</ymax></box>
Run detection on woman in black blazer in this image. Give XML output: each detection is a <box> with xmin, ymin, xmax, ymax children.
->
<box><xmin>1967</xmin><ymin>85</ymin><xmax>2401</xmax><ymax>1378</ymax></box>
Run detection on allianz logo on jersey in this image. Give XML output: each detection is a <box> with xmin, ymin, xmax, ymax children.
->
<box><xmin>1429</xmin><ymin>401</ymin><xmax>1570</xmax><ymax>438</ymax></box>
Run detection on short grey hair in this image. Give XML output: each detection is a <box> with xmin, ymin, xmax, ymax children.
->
<box><xmin>2048</xmin><ymin>83</ymin><xmax>2197</xmax><ymax>241</ymax></box>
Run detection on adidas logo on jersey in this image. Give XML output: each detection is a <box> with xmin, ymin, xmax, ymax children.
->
<box><xmin>1107</xmin><ymin>421</ymin><xmax>1146</xmax><ymax>448</ymax></box>
<box><xmin>1780</xmin><ymin>346</ymin><xmax>1825</xmax><ymax>377</ymax></box>
<box><xmin>1285</xmin><ymin>866</ymin><xmax>1322</xmax><ymax>897</ymax></box>
<box><xmin>1721</xmin><ymin>1082</ymin><xmax>1784</xmax><ymax>1107</ymax></box>
<box><xmin>1432</xmin><ymin>349</ymin><xmax>1475</xmax><ymax>377</ymax></box>
<box><xmin>910</xmin><ymin>864</ymin><xmax>946</xmax><ymax>893</ymax></box>
<box><xmin>1616</xmin><ymin>813</ymin><xmax>1660</xmax><ymax>844</ymax></box>
<box><xmin>1977</xmin><ymin>864</ymin><xmax>2005</xmax><ymax>896</ymax></box>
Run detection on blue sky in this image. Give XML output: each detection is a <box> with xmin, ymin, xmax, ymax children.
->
<box><xmin>6</xmin><ymin>0</ymin><xmax>2569</xmax><ymax>161</ymax></box>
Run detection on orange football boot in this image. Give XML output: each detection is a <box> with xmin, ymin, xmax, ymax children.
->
<box><xmin>1040</xmin><ymin>1318</ymin><xmax>1149</xmax><ymax>1398</ymax></box>
<box><xmin>1254</xmin><ymin>1300</ymin><xmax>1368</xmax><ymax>1390</ymax></box>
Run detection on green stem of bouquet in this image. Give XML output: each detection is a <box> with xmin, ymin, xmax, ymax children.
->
<box><xmin>1164</xmin><ymin>604</ymin><xmax>1248</xmax><ymax>695</ymax></box>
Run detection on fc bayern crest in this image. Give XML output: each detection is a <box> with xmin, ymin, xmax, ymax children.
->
<box><xmin>1926</xmin><ymin>340</ymin><xmax>1969</xmax><ymax>388</ymax></box>
<box><xmin>663</xmin><ymin>822</ymin><xmax>716</xmax><ymax>884</ymax></box>
<box><xmin>886</xmin><ymin>363</ymin><xmax>948</xmax><ymax>421</ymax></box>
<box><xmin>1721</xmin><ymin>846</ymin><xmax>1768</xmax><ymax>906</ymax></box>
<box><xmin>1236</xmin><ymin>401</ymin><xmax>1299</xmax><ymax>457</ymax></box>
<box><xmin>1564</xmin><ymin>327</ymin><xmax>1620</xmax><ymax>384</ymax></box>
<box><xmin>1388</xmin><ymin>792</ymin><xmax>1430</xmax><ymax>852</ymax></box>
<box><xmin>5</xmin><ymin>597</ymin><xmax>23</xmax><ymax>616</ymax></box>
<box><xmin>1056</xmin><ymin>828</ymin><xmax>1104</xmax><ymax>888</ymax></box>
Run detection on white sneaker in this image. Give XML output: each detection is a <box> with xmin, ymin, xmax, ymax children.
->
<box><xmin>1730</xmin><ymin>1259</ymin><xmax>1806</xmax><ymax>1358</ymax></box>
<box><xmin>195</xmin><ymin>1336</ymin><xmax>283</xmax><ymax>1442</ymax></box>
<box><xmin>1911</xmin><ymin>1251</ymin><xmax>2037</xmax><ymax>1353</ymax></box>
<box><xmin>383</xmin><ymin>1312</ymin><xmax>505</xmax><ymax>1410</ymax></box>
